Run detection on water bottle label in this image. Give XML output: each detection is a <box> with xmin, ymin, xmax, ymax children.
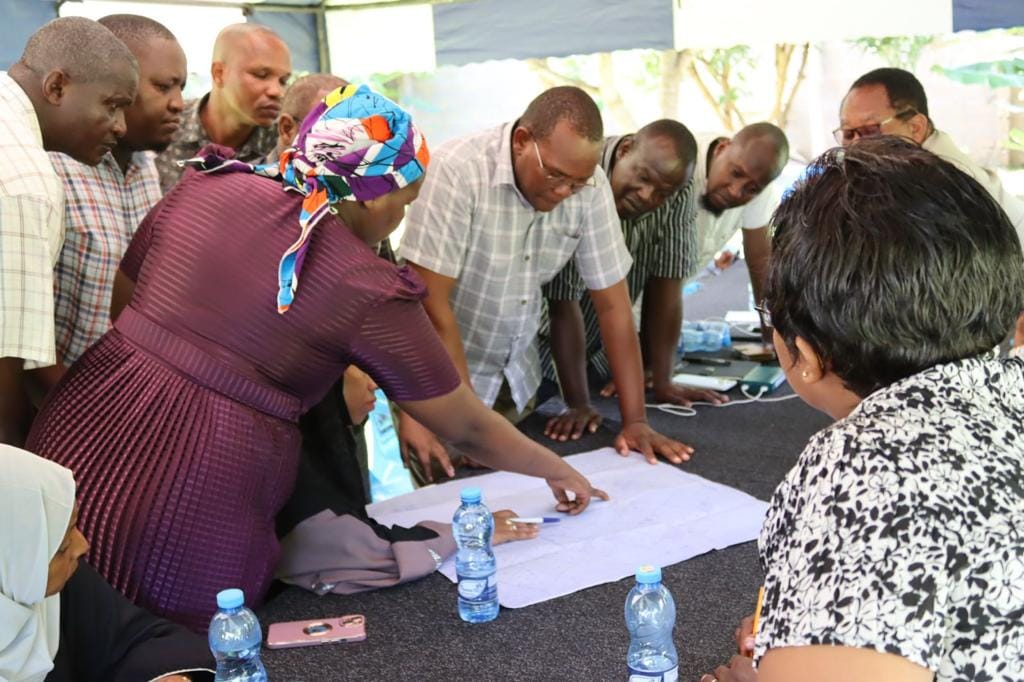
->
<box><xmin>457</xmin><ymin>574</ymin><xmax>496</xmax><ymax>602</ymax></box>
<box><xmin>627</xmin><ymin>666</ymin><xmax>678</xmax><ymax>682</ymax></box>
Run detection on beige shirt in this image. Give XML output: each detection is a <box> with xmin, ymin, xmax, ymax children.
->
<box><xmin>923</xmin><ymin>129</ymin><xmax>1024</xmax><ymax>240</ymax></box>
<box><xmin>0</xmin><ymin>72</ymin><xmax>64</xmax><ymax>366</ymax></box>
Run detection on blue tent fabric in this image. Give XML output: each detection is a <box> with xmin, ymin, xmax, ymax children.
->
<box><xmin>248</xmin><ymin>9</ymin><xmax>322</xmax><ymax>74</ymax></box>
<box><xmin>953</xmin><ymin>0</ymin><xmax>1024</xmax><ymax>32</ymax></box>
<box><xmin>432</xmin><ymin>0</ymin><xmax>673</xmax><ymax>67</ymax></box>
<box><xmin>0</xmin><ymin>1</ymin><xmax>58</xmax><ymax>70</ymax></box>
<box><xmin>3</xmin><ymin>0</ymin><xmax>1024</xmax><ymax>74</ymax></box>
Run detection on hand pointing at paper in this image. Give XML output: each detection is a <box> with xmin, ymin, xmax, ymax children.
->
<box><xmin>547</xmin><ymin>467</ymin><xmax>610</xmax><ymax>515</ymax></box>
<box><xmin>396</xmin><ymin>384</ymin><xmax>609</xmax><ymax>515</ymax></box>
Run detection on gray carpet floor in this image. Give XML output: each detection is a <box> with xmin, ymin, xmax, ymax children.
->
<box><xmin>257</xmin><ymin>261</ymin><xmax>833</xmax><ymax>680</ymax></box>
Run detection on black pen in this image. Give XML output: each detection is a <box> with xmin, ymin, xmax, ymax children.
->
<box><xmin>683</xmin><ymin>357</ymin><xmax>731</xmax><ymax>367</ymax></box>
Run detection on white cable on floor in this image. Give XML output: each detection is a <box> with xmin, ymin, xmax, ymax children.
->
<box><xmin>645</xmin><ymin>386</ymin><xmax>800</xmax><ymax>418</ymax></box>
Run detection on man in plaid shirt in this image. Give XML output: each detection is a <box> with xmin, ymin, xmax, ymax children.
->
<box><xmin>50</xmin><ymin>14</ymin><xmax>187</xmax><ymax>367</ymax></box>
<box><xmin>1</xmin><ymin>18</ymin><xmax>139</xmax><ymax>446</ymax></box>
<box><xmin>398</xmin><ymin>87</ymin><xmax>693</xmax><ymax>481</ymax></box>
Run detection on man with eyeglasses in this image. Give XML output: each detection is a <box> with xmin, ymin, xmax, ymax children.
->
<box><xmin>537</xmin><ymin>119</ymin><xmax>736</xmax><ymax>441</ymax></box>
<box><xmin>398</xmin><ymin>86</ymin><xmax>692</xmax><ymax>483</ymax></box>
<box><xmin>838</xmin><ymin>67</ymin><xmax>1024</xmax><ymax>232</ymax></box>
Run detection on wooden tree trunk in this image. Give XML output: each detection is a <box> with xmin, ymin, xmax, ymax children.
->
<box><xmin>598</xmin><ymin>53</ymin><xmax>637</xmax><ymax>131</ymax></box>
<box><xmin>659</xmin><ymin>49</ymin><xmax>690</xmax><ymax>121</ymax></box>
<box><xmin>691</xmin><ymin>56</ymin><xmax>735</xmax><ymax>133</ymax></box>
<box><xmin>779</xmin><ymin>43</ymin><xmax>811</xmax><ymax>129</ymax></box>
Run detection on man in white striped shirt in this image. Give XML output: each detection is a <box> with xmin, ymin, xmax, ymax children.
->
<box><xmin>399</xmin><ymin>87</ymin><xmax>691</xmax><ymax>481</ymax></box>
<box><xmin>540</xmin><ymin>120</ymin><xmax>731</xmax><ymax>441</ymax></box>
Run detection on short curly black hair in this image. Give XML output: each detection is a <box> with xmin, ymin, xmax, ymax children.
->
<box><xmin>850</xmin><ymin>67</ymin><xmax>929</xmax><ymax>117</ymax></box>
<box><xmin>520</xmin><ymin>86</ymin><xmax>603</xmax><ymax>143</ymax></box>
<box><xmin>767</xmin><ymin>136</ymin><xmax>1024</xmax><ymax>397</ymax></box>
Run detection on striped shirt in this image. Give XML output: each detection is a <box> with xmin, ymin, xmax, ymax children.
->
<box><xmin>540</xmin><ymin>135</ymin><xmax>698</xmax><ymax>382</ymax></box>
<box><xmin>154</xmin><ymin>93</ymin><xmax>277</xmax><ymax>192</ymax></box>
<box><xmin>0</xmin><ymin>72</ymin><xmax>65</xmax><ymax>367</ymax></box>
<box><xmin>50</xmin><ymin>151</ymin><xmax>163</xmax><ymax>365</ymax></box>
<box><xmin>399</xmin><ymin>122</ymin><xmax>632</xmax><ymax>411</ymax></box>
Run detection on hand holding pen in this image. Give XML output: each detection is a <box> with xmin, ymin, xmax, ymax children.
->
<box><xmin>491</xmin><ymin>509</ymin><xmax>541</xmax><ymax>545</ymax></box>
<box><xmin>735</xmin><ymin>585</ymin><xmax>765</xmax><ymax>656</ymax></box>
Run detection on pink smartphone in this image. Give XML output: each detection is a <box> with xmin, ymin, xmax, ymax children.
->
<box><xmin>266</xmin><ymin>615</ymin><xmax>367</xmax><ymax>649</ymax></box>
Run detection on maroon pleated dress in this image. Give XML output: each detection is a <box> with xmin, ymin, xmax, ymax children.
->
<box><xmin>27</xmin><ymin>166</ymin><xmax>460</xmax><ymax>632</ymax></box>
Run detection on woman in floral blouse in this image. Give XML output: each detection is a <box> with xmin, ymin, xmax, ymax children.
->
<box><xmin>705</xmin><ymin>136</ymin><xmax>1024</xmax><ymax>682</ymax></box>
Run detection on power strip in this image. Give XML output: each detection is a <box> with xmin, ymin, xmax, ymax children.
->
<box><xmin>740</xmin><ymin>365</ymin><xmax>786</xmax><ymax>393</ymax></box>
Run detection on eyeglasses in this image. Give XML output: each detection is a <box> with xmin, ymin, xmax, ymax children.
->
<box><xmin>832</xmin><ymin>109</ymin><xmax>918</xmax><ymax>145</ymax></box>
<box><xmin>532</xmin><ymin>141</ymin><xmax>596</xmax><ymax>193</ymax></box>
<box><xmin>754</xmin><ymin>300</ymin><xmax>773</xmax><ymax>332</ymax></box>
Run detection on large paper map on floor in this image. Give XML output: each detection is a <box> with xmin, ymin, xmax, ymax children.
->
<box><xmin>367</xmin><ymin>447</ymin><xmax>768</xmax><ymax>608</ymax></box>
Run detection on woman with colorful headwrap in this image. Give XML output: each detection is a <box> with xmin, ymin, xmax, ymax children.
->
<box><xmin>26</xmin><ymin>85</ymin><xmax>607</xmax><ymax>631</ymax></box>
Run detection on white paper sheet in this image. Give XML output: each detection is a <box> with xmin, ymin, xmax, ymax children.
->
<box><xmin>367</xmin><ymin>448</ymin><xmax>768</xmax><ymax>608</ymax></box>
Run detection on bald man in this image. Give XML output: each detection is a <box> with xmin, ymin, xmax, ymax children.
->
<box><xmin>155</xmin><ymin>22</ymin><xmax>291</xmax><ymax>191</ymax></box>
<box><xmin>1</xmin><ymin>17</ymin><xmax>139</xmax><ymax>445</ymax></box>
<box><xmin>269</xmin><ymin>72</ymin><xmax>348</xmax><ymax>162</ymax></box>
<box><xmin>690</xmin><ymin>123</ymin><xmax>788</xmax><ymax>328</ymax></box>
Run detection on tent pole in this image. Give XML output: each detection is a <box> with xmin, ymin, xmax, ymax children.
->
<box><xmin>315</xmin><ymin>0</ymin><xmax>331</xmax><ymax>72</ymax></box>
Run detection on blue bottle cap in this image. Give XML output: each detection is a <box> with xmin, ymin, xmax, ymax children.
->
<box><xmin>636</xmin><ymin>564</ymin><xmax>662</xmax><ymax>584</ymax></box>
<box><xmin>216</xmin><ymin>588</ymin><xmax>245</xmax><ymax>609</ymax></box>
<box><xmin>460</xmin><ymin>486</ymin><xmax>482</xmax><ymax>503</ymax></box>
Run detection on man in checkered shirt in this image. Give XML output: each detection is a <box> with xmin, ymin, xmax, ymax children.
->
<box><xmin>1</xmin><ymin>18</ymin><xmax>139</xmax><ymax>446</ymax></box>
<box><xmin>50</xmin><ymin>14</ymin><xmax>187</xmax><ymax>368</ymax></box>
<box><xmin>398</xmin><ymin>86</ymin><xmax>692</xmax><ymax>481</ymax></box>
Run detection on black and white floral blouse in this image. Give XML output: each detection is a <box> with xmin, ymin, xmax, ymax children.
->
<box><xmin>755</xmin><ymin>357</ymin><xmax>1024</xmax><ymax>681</ymax></box>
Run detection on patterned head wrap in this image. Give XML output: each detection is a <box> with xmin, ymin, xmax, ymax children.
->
<box><xmin>181</xmin><ymin>83</ymin><xmax>429</xmax><ymax>313</ymax></box>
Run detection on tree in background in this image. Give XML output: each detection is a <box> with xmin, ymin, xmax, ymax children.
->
<box><xmin>527</xmin><ymin>54</ymin><xmax>637</xmax><ymax>131</ymax></box>
<box><xmin>527</xmin><ymin>43</ymin><xmax>811</xmax><ymax>134</ymax></box>
<box><xmin>851</xmin><ymin>35</ymin><xmax>936</xmax><ymax>71</ymax></box>
<box><xmin>684</xmin><ymin>44</ymin><xmax>810</xmax><ymax>132</ymax></box>
<box><xmin>935</xmin><ymin>54</ymin><xmax>1024</xmax><ymax>167</ymax></box>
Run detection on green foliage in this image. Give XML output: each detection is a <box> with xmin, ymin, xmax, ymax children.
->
<box><xmin>637</xmin><ymin>51</ymin><xmax>662</xmax><ymax>90</ymax></box>
<box><xmin>934</xmin><ymin>59</ymin><xmax>1024</xmax><ymax>88</ymax></box>
<box><xmin>852</xmin><ymin>35</ymin><xmax>936</xmax><ymax>70</ymax></box>
<box><xmin>934</xmin><ymin>57</ymin><xmax>1024</xmax><ymax>156</ymax></box>
<box><xmin>698</xmin><ymin>45</ymin><xmax>754</xmax><ymax>108</ymax></box>
<box><xmin>1008</xmin><ymin>128</ymin><xmax>1024</xmax><ymax>152</ymax></box>
<box><xmin>365</xmin><ymin>72</ymin><xmax>405</xmax><ymax>102</ymax></box>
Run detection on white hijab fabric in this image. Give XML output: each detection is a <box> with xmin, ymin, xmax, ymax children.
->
<box><xmin>0</xmin><ymin>445</ymin><xmax>75</xmax><ymax>682</ymax></box>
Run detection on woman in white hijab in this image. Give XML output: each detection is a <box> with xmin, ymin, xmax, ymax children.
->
<box><xmin>0</xmin><ymin>445</ymin><xmax>213</xmax><ymax>681</ymax></box>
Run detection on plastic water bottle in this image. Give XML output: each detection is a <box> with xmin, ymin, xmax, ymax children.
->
<box><xmin>625</xmin><ymin>565</ymin><xmax>678</xmax><ymax>681</ymax></box>
<box><xmin>681</xmin><ymin>281</ymin><xmax>703</xmax><ymax>298</ymax></box>
<box><xmin>208</xmin><ymin>588</ymin><xmax>268</xmax><ymax>682</ymax></box>
<box><xmin>453</xmin><ymin>487</ymin><xmax>499</xmax><ymax>623</ymax></box>
<box><xmin>679</xmin><ymin>321</ymin><xmax>731</xmax><ymax>353</ymax></box>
